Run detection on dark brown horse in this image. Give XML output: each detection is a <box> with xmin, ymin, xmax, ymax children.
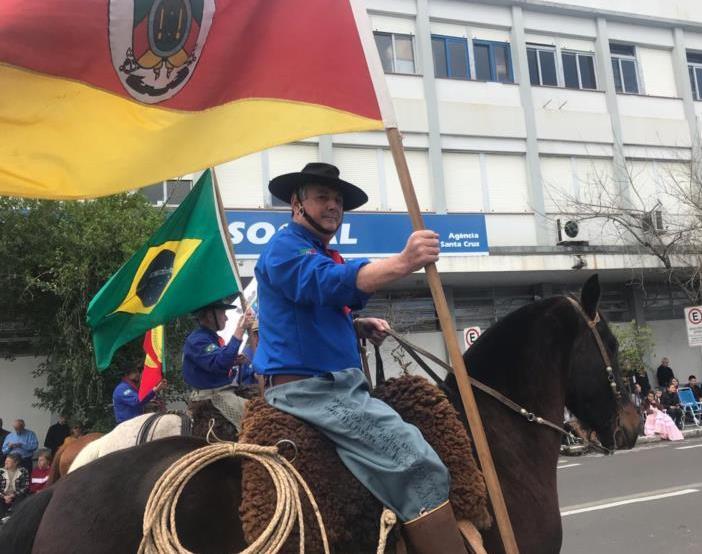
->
<box><xmin>441</xmin><ymin>274</ymin><xmax>639</xmax><ymax>553</ymax></box>
<box><xmin>0</xmin><ymin>275</ymin><xmax>638</xmax><ymax>553</ymax></box>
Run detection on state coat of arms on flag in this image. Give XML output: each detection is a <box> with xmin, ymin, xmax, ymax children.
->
<box><xmin>110</xmin><ymin>0</ymin><xmax>215</xmax><ymax>103</ymax></box>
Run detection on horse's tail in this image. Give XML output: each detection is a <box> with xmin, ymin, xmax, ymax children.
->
<box><xmin>47</xmin><ymin>445</ymin><xmax>65</xmax><ymax>485</ymax></box>
<box><xmin>0</xmin><ymin>487</ymin><xmax>53</xmax><ymax>554</ymax></box>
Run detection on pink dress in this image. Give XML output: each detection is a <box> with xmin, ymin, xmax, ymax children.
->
<box><xmin>644</xmin><ymin>408</ymin><xmax>684</xmax><ymax>441</ymax></box>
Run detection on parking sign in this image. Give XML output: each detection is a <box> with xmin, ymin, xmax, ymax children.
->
<box><xmin>684</xmin><ymin>306</ymin><xmax>702</xmax><ymax>347</ymax></box>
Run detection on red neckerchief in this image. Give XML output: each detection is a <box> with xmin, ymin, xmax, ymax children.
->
<box><xmin>326</xmin><ymin>248</ymin><xmax>351</xmax><ymax>315</ymax></box>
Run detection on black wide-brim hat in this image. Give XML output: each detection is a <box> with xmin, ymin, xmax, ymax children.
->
<box><xmin>269</xmin><ymin>162</ymin><xmax>368</xmax><ymax>211</ymax></box>
<box><xmin>193</xmin><ymin>298</ymin><xmax>237</xmax><ymax>314</ymax></box>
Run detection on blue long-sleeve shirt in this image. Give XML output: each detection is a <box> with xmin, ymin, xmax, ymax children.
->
<box><xmin>253</xmin><ymin>221</ymin><xmax>371</xmax><ymax>376</ymax></box>
<box><xmin>2</xmin><ymin>429</ymin><xmax>38</xmax><ymax>459</ymax></box>
<box><xmin>182</xmin><ymin>327</ymin><xmax>242</xmax><ymax>389</ymax></box>
<box><xmin>237</xmin><ymin>345</ymin><xmax>258</xmax><ymax>386</ymax></box>
<box><xmin>112</xmin><ymin>380</ymin><xmax>155</xmax><ymax>423</ymax></box>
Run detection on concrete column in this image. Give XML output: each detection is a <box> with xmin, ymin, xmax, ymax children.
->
<box><xmin>511</xmin><ymin>5</ymin><xmax>549</xmax><ymax>245</ymax></box>
<box><xmin>595</xmin><ymin>17</ymin><xmax>629</xmax><ymax>204</ymax></box>
<box><xmin>672</xmin><ymin>28</ymin><xmax>701</xmax><ymax>159</ymax></box>
<box><xmin>626</xmin><ymin>284</ymin><xmax>646</xmax><ymax>326</ymax></box>
<box><xmin>416</xmin><ymin>0</ymin><xmax>447</xmax><ymax>213</ymax></box>
<box><xmin>318</xmin><ymin>135</ymin><xmax>333</xmax><ymax>164</ymax></box>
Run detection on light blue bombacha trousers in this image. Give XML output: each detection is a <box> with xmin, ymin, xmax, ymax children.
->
<box><xmin>264</xmin><ymin>367</ymin><xmax>450</xmax><ymax>521</ymax></box>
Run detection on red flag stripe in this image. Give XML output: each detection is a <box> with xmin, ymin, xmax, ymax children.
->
<box><xmin>0</xmin><ymin>0</ymin><xmax>381</xmax><ymax>118</ymax></box>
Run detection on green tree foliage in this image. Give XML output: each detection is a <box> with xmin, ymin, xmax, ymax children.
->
<box><xmin>0</xmin><ymin>195</ymin><xmax>191</xmax><ymax>430</ymax></box>
<box><xmin>611</xmin><ymin>320</ymin><xmax>655</xmax><ymax>376</ymax></box>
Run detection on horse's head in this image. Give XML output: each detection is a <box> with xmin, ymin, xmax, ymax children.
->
<box><xmin>564</xmin><ymin>275</ymin><xmax>639</xmax><ymax>452</ymax></box>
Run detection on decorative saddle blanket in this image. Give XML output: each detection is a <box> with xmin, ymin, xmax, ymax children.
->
<box><xmin>238</xmin><ymin>374</ymin><xmax>491</xmax><ymax>554</ymax></box>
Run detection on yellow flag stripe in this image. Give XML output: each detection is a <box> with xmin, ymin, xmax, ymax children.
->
<box><xmin>0</xmin><ymin>64</ymin><xmax>384</xmax><ymax>199</ymax></box>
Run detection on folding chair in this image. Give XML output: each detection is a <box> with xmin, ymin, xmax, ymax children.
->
<box><xmin>678</xmin><ymin>387</ymin><xmax>702</xmax><ymax>428</ymax></box>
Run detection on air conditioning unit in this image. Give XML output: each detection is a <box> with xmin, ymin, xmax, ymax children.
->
<box><xmin>556</xmin><ymin>219</ymin><xmax>589</xmax><ymax>247</ymax></box>
<box><xmin>640</xmin><ymin>210</ymin><xmax>664</xmax><ymax>234</ymax></box>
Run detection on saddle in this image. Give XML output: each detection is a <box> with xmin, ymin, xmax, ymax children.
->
<box><xmin>238</xmin><ymin>374</ymin><xmax>491</xmax><ymax>554</ymax></box>
<box><xmin>189</xmin><ymin>398</ymin><xmax>239</xmax><ymax>442</ymax></box>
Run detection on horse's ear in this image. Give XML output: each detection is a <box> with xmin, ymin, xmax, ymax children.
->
<box><xmin>580</xmin><ymin>274</ymin><xmax>600</xmax><ymax>320</ymax></box>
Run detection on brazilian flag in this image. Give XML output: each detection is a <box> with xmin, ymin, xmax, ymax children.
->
<box><xmin>87</xmin><ymin>170</ymin><xmax>241</xmax><ymax>369</ymax></box>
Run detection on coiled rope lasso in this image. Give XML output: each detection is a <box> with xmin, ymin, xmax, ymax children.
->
<box><xmin>137</xmin><ymin>440</ymin><xmax>330</xmax><ymax>554</ymax></box>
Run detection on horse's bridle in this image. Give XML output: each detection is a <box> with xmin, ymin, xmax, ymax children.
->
<box><xmin>379</xmin><ymin>295</ymin><xmax>622</xmax><ymax>454</ymax></box>
<box><xmin>565</xmin><ymin>296</ymin><xmax>622</xmax><ymax>400</ymax></box>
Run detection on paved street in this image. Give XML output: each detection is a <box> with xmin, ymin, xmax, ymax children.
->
<box><xmin>558</xmin><ymin>435</ymin><xmax>702</xmax><ymax>553</ymax></box>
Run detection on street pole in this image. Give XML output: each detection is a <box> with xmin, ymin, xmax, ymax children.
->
<box><xmin>386</xmin><ymin>127</ymin><xmax>519</xmax><ymax>554</ymax></box>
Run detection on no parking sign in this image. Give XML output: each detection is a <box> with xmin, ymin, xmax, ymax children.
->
<box><xmin>685</xmin><ymin>306</ymin><xmax>702</xmax><ymax>347</ymax></box>
<box><xmin>463</xmin><ymin>326</ymin><xmax>482</xmax><ymax>350</ymax></box>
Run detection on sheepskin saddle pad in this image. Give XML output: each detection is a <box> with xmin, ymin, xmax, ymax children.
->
<box><xmin>238</xmin><ymin>374</ymin><xmax>492</xmax><ymax>554</ymax></box>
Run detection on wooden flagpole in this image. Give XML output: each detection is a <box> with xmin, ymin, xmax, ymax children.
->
<box><xmin>386</xmin><ymin>128</ymin><xmax>519</xmax><ymax>554</ymax></box>
<box><xmin>210</xmin><ymin>167</ymin><xmax>248</xmax><ymax>312</ymax></box>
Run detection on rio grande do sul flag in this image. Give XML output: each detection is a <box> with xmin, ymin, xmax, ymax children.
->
<box><xmin>0</xmin><ymin>0</ymin><xmax>388</xmax><ymax>200</ymax></box>
<box><xmin>87</xmin><ymin>170</ymin><xmax>241</xmax><ymax>370</ymax></box>
<box><xmin>139</xmin><ymin>326</ymin><xmax>164</xmax><ymax>401</ymax></box>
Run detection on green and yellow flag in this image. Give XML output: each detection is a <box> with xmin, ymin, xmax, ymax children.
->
<box><xmin>88</xmin><ymin>170</ymin><xmax>240</xmax><ymax>369</ymax></box>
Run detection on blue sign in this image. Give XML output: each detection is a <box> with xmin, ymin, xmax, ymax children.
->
<box><xmin>225</xmin><ymin>210</ymin><xmax>488</xmax><ymax>258</ymax></box>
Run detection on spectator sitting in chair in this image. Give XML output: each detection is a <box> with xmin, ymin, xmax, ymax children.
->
<box><xmin>0</xmin><ymin>452</ymin><xmax>29</xmax><ymax>521</ymax></box>
<box><xmin>29</xmin><ymin>450</ymin><xmax>51</xmax><ymax>494</ymax></box>
<box><xmin>642</xmin><ymin>391</ymin><xmax>684</xmax><ymax>441</ymax></box>
<box><xmin>630</xmin><ymin>383</ymin><xmax>644</xmax><ymax>411</ymax></box>
<box><xmin>1</xmin><ymin>419</ymin><xmax>38</xmax><ymax>473</ymax></box>
<box><xmin>687</xmin><ymin>375</ymin><xmax>702</xmax><ymax>401</ymax></box>
<box><xmin>660</xmin><ymin>383</ymin><xmax>684</xmax><ymax>429</ymax></box>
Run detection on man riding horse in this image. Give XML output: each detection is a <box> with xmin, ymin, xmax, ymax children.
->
<box><xmin>254</xmin><ymin>162</ymin><xmax>469</xmax><ymax>553</ymax></box>
<box><xmin>183</xmin><ymin>299</ymin><xmax>255</xmax><ymax>432</ymax></box>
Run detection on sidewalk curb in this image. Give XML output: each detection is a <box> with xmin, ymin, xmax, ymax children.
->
<box><xmin>637</xmin><ymin>426</ymin><xmax>702</xmax><ymax>445</ymax></box>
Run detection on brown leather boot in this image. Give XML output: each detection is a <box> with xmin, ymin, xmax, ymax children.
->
<box><xmin>403</xmin><ymin>501</ymin><xmax>469</xmax><ymax>554</ymax></box>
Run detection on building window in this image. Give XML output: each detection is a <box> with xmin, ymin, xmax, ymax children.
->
<box><xmin>431</xmin><ymin>35</ymin><xmax>470</xmax><ymax>80</ymax></box>
<box><xmin>610</xmin><ymin>43</ymin><xmax>639</xmax><ymax>94</ymax></box>
<box><xmin>687</xmin><ymin>51</ymin><xmax>702</xmax><ymax>101</ymax></box>
<box><xmin>141</xmin><ymin>179</ymin><xmax>193</xmax><ymax>207</ymax></box>
<box><xmin>527</xmin><ymin>45</ymin><xmax>557</xmax><ymax>86</ymax></box>
<box><xmin>374</xmin><ymin>32</ymin><xmax>416</xmax><ymax>74</ymax></box>
<box><xmin>561</xmin><ymin>51</ymin><xmax>597</xmax><ymax>90</ymax></box>
<box><xmin>473</xmin><ymin>40</ymin><xmax>513</xmax><ymax>83</ymax></box>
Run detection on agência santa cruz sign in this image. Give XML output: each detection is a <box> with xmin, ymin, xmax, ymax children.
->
<box><xmin>225</xmin><ymin>210</ymin><xmax>489</xmax><ymax>258</ymax></box>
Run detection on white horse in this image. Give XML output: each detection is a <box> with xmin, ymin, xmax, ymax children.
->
<box><xmin>69</xmin><ymin>412</ymin><xmax>191</xmax><ymax>473</ymax></box>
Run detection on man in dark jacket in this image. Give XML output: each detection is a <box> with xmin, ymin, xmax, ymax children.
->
<box><xmin>687</xmin><ymin>375</ymin><xmax>702</xmax><ymax>401</ymax></box>
<box><xmin>660</xmin><ymin>383</ymin><xmax>683</xmax><ymax>428</ymax></box>
<box><xmin>628</xmin><ymin>367</ymin><xmax>651</xmax><ymax>397</ymax></box>
<box><xmin>656</xmin><ymin>357</ymin><xmax>675</xmax><ymax>388</ymax></box>
<box><xmin>43</xmin><ymin>415</ymin><xmax>70</xmax><ymax>456</ymax></box>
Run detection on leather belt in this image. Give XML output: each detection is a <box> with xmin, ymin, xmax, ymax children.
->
<box><xmin>264</xmin><ymin>374</ymin><xmax>310</xmax><ymax>388</ymax></box>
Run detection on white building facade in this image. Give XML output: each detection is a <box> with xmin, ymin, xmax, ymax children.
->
<box><xmin>6</xmin><ymin>0</ymin><xmax>702</xmax><ymax>439</ymax></box>
<box><xmin>146</xmin><ymin>0</ymin><xmax>702</xmax><ymax>377</ymax></box>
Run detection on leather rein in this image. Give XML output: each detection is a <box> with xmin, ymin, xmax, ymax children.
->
<box><xmin>376</xmin><ymin>296</ymin><xmax>621</xmax><ymax>455</ymax></box>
